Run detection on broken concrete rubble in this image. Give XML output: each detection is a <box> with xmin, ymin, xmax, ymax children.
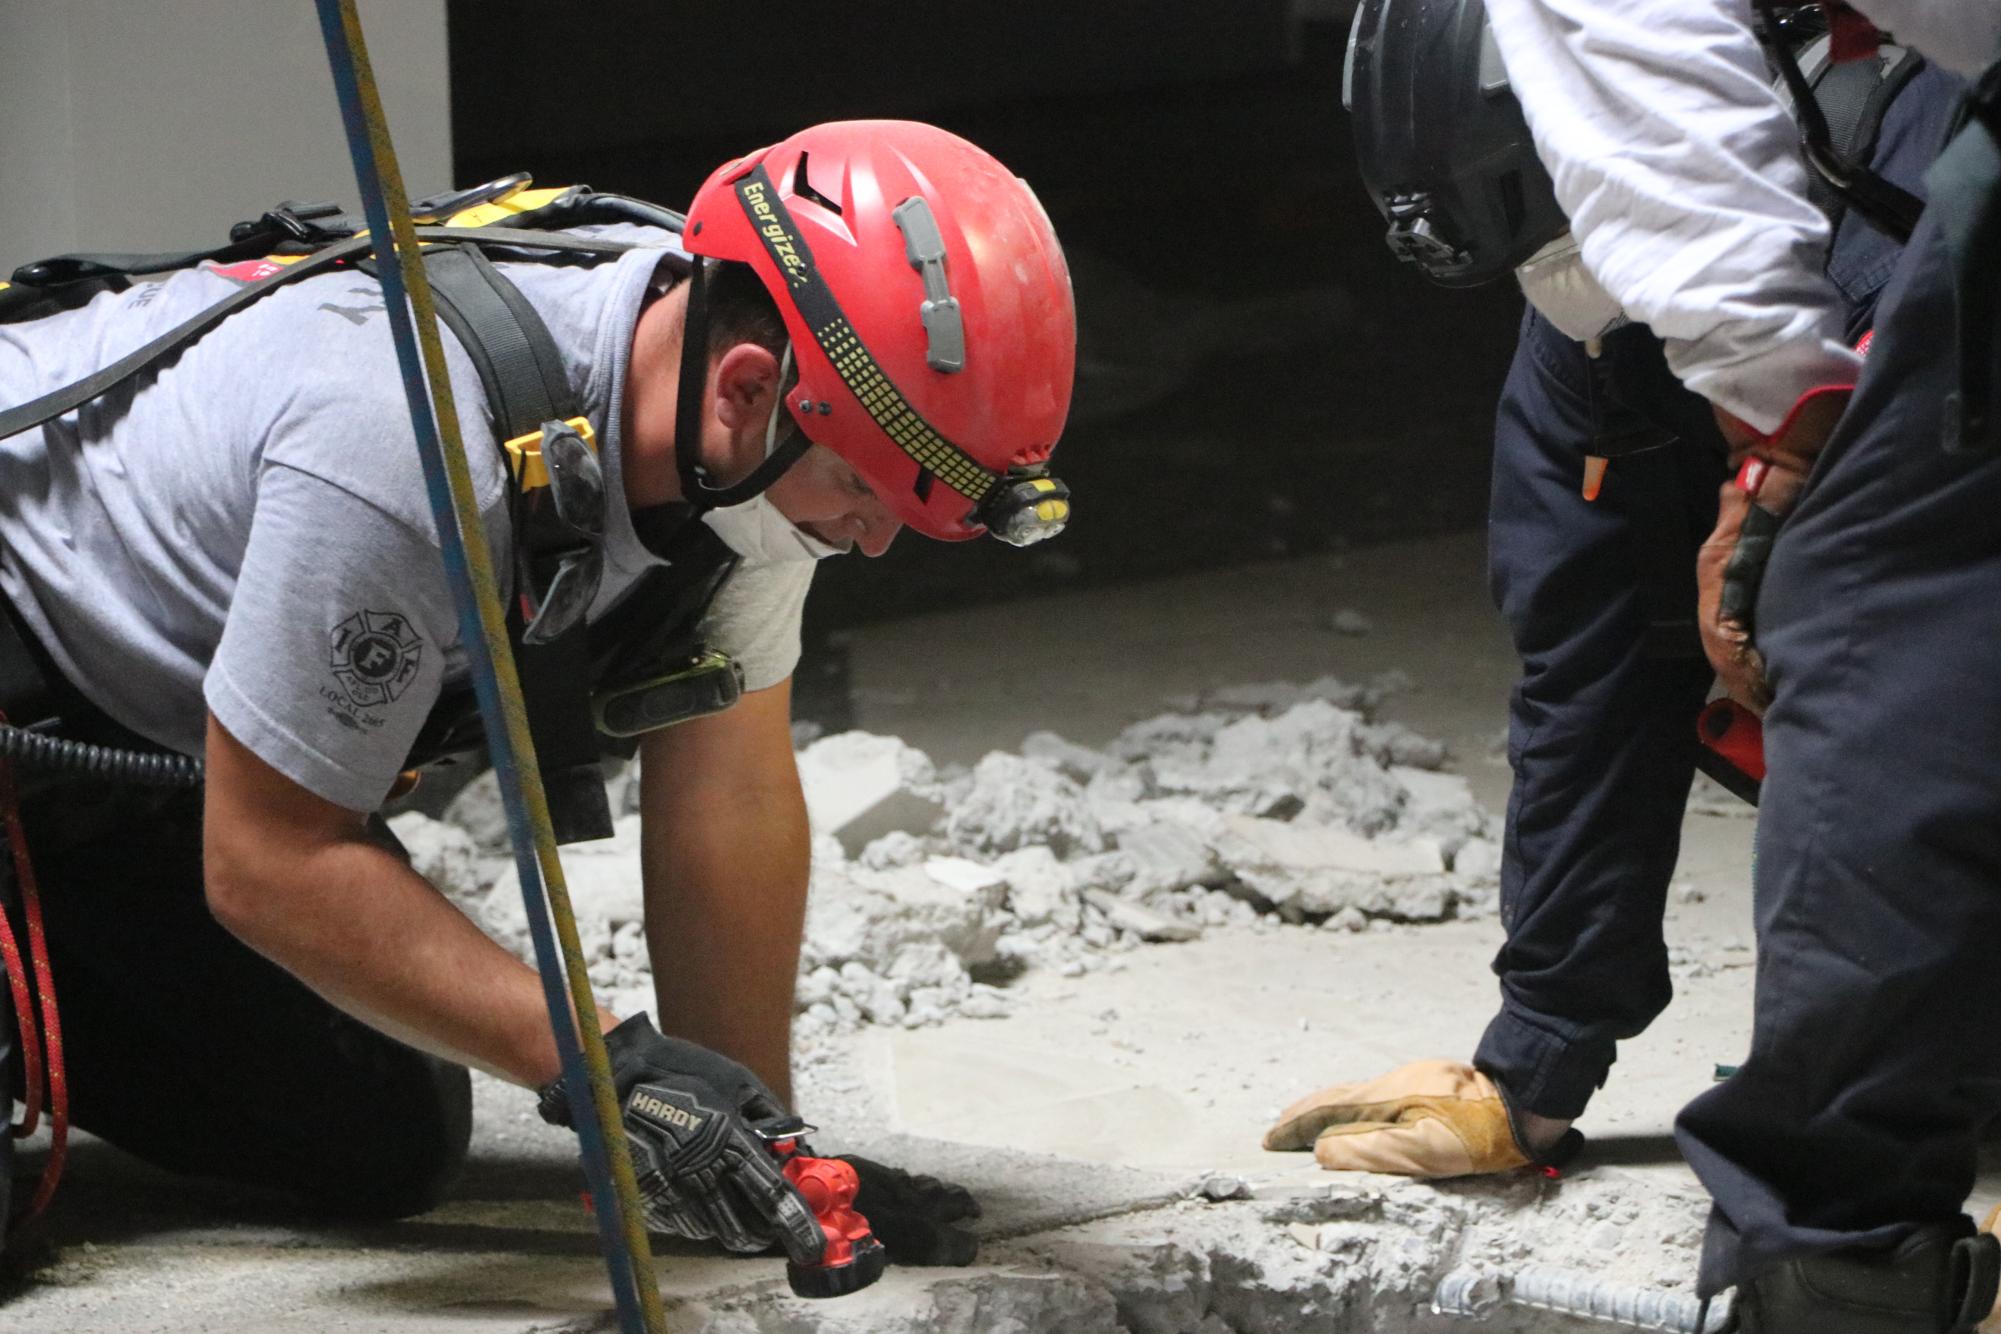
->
<box><xmin>390</xmin><ymin>677</ymin><xmax>1498</xmax><ymax>1045</ymax></box>
<box><xmin>940</xmin><ymin>751</ymin><xmax>1109</xmax><ymax>858</ymax></box>
<box><xmin>669</xmin><ymin>1171</ymin><xmax>1715</xmax><ymax>1334</ymax></box>
<box><xmin>794</xmin><ymin>731</ymin><xmax>944</xmax><ymax>858</ymax></box>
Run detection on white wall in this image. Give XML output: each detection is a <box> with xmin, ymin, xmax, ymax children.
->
<box><xmin>0</xmin><ymin>0</ymin><xmax>449</xmax><ymax>263</ymax></box>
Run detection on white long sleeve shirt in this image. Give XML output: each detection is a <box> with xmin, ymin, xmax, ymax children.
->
<box><xmin>1484</xmin><ymin>0</ymin><xmax>2001</xmax><ymax>431</ymax></box>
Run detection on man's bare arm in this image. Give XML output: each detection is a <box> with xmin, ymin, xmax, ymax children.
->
<box><xmin>201</xmin><ymin>711</ymin><xmax>603</xmax><ymax>1088</ymax></box>
<box><xmin>638</xmin><ymin>678</ymin><xmax>811</xmax><ymax>1107</ymax></box>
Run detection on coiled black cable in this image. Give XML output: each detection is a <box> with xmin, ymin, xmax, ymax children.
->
<box><xmin>0</xmin><ymin>722</ymin><xmax>202</xmax><ymax>787</ymax></box>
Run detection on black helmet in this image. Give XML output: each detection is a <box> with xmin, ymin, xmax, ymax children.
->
<box><xmin>1344</xmin><ymin>0</ymin><xmax>1568</xmax><ymax>288</ymax></box>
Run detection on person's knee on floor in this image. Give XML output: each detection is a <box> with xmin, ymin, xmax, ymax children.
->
<box><xmin>284</xmin><ymin>1053</ymin><xmax>472</xmax><ymax>1221</ymax></box>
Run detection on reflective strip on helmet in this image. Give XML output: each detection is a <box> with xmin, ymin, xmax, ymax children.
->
<box><xmin>732</xmin><ymin>165</ymin><xmax>997</xmax><ymax>506</ymax></box>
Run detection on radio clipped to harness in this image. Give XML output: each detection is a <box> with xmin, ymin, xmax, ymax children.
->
<box><xmin>594</xmin><ymin>650</ymin><xmax>745</xmax><ymax>739</ymax></box>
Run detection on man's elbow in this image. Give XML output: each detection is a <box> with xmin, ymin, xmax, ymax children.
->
<box><xmin>202</xmin><ymin>811</ymin><xmax>337</xmax><ymax>943</ymax></box>
<box><xmin>202</xmin><ymin>823</ymin><xmax>273</xmax><ymax>939</ymax></box>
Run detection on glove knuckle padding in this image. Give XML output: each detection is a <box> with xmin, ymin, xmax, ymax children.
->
<box><xmin>704</xmin><ymin>1182</ymin><xmax>772</xmax><ymax>1255</ymax></box>
<box><xmin>617</xmin><ymin>1073</ymin><xmax>820</xmax><ymax>1259</ymax></box>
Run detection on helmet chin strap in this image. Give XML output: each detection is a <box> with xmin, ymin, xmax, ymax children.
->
<box><xmin>673</xmin><ymin>257</ymin><xmax>814</xmax><ymax>512</ymax></box>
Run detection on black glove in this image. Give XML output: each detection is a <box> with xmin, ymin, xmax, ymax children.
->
<box><xmin>539</xmin><ymin>1013</ymin><xmax>824</xmax><ymax>1264</ymax></box>
<box><xmin>838</xmin><ymin>1154</ymin><xmax>982</xmax><ymax>1266</ymax></box>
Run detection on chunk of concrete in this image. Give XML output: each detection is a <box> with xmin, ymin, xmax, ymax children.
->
<box><xmin>482</xmin><ymin>813</ymin><xmax>646</xmax><ymax>941</ymax></box>
<box><xmin>1115</xmin><ymin>820</ymin><xmax>1228</xmax><ymax>899</ymax></box>
<box><xmin>1389</xmin><ymin>765</ymin><xmax>1490</xmax><ymax>848</ymax></box>
<box><xmin>995</xmin><ymin>846</ymin><xmax>1081</xmax><ymax>932</ymax></box>
<box><xmin>1021</xmin><ymin>730</ymin><xmax>1123</xmax><ymax>782</ymax></box>
<box><xmin>441</xmin><ymin>769</ymin><xmax>509</xmax><ymax>854</ymax></box>
<box><xmin>798</xmin><ymin>731</ymin><xmax>945</xmax><ymax>858</ymax></box>
<box><xmin>1081</xmin><ymin>888</ymin><xmax>1201</xmax><ymax>943</ymax></box>
<box><xmin>803</xmin><ymin>858</ymin><xmax>1010</xmax><ymax>973</ymax></box>
<box><xmin>1210</xmin><ymin>814</ymin><xmax>1452</xmax><ymax>919</ymax></box>
<box><xmin>945</xmin><ymin>752</ymin><xmax>1106</xmax><ymax>859</ymax></box>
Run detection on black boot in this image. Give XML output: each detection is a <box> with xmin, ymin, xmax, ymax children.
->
<box><xmin>1733</xmin><ymin>1221</ymin><xmax>2001</xmax><ymax>1334</ymax></box>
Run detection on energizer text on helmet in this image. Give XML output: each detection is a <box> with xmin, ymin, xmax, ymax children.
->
<box><xmin>700</xmin><ymin>491</ymin><xmax>843</xmax><ymax>562</ymax></box>
<box><xmin>1514</xmin><ymin>232</ymin><xmax>1630</xmax><ymax>343</ymax></box>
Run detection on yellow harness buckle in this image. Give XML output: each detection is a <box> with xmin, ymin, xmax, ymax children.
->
<box><xmin>503</xmin><ymin>416</ymin><xmax>596</xmax><ymax>491</ymax></box>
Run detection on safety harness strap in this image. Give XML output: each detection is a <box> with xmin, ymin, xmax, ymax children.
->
<box><xmin>7</xmin><ymin>200</ymin><xmax>352</xmax><ymax>289</ymax></box>
<box><xmin>0</xmin><ymin>235</ymin><xmax>369</xmax><ymax>445</ymax></box>
<box><xmin>1796</xmin><ymin>37</ymin><xmax>1925</xmax><ymax>238</ymax></box>
<box><xmin>420</xmin><ymin>244</ymin><xmax>577</xmax><ymax>442</ymax></box>
<box><xmin>0</xmin><ymin>226</ymin><xmax>633</xmax><ymax>448</ymax></box>
<box><xmin>421</xmin><ymin>247</ymin><xmax>614</xmax><ymax>844</ymax></box>
<box><xmin>1756</xmin><ymin>3</ymin><xmax>1924</xmax><ymax>240</ymax></box>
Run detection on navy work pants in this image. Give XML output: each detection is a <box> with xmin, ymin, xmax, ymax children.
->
<box><xmin>1676</xmin><ymin>204</ymin><xmax>2001</xmax><ymax>1292</ymax></box>
<box><xmin>1472</xmin><ymin>61</ymin><xmax>1962</xmax><ymax>1123</ymax></box>
<box><xmin>1473</xmin><ymin>313</ymin><xmax>1722</xmax><ymax>1119</ymax></box>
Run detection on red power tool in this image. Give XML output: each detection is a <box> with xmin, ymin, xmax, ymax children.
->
<box><xmin>1696</xmin><ymin>699</ymin><xmax>1766</xmax><ymax>806</ymax></box>
<box><xmin>760</xmin><ymin>1125</ymin><xmax>887</xmax><ymax>1299</ymax></box>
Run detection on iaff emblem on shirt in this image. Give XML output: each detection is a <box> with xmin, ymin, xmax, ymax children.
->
<box><xmin>330</xmin><ymin>609</ymin><xmax>423</xmax><ymax>708</ymax></box>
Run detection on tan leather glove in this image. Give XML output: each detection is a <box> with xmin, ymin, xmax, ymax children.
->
<box><xmin>1262</xmin><ymin>1060</ymin><xmax>1535</xmax><ymax>1178</ymax></box>
<box><xmin>1700</xmin><ymin>384</ymin><xmax>1852</xmax><ymax>713</ymax></box>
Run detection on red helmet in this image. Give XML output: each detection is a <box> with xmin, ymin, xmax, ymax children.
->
<box><xmin>683</xmin><ymin>120</ymin><xmax>1076</xmax><ymax>543</ymax></box>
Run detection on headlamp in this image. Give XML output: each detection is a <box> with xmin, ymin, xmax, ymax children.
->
<box><xmin>977</xmin><ymin>471</ymin><xmax>1072</xmax><ymax>547</ymax></box>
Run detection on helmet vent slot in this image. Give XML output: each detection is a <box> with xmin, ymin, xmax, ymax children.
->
<box><xmin>792</xmin><ymin>151</ymin><xmax>843</xmax><ymax>215</ymax></box>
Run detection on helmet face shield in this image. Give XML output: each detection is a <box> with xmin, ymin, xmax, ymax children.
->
<box><xmin>684</xmin><ymin>121</ymin><xmax>1077</xmax><ymax>543</ymax></box>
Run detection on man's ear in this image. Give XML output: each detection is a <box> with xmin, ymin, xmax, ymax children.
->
<box><xmin>711</xmin><ymin>343</ymin><xmax>782</xmax><ymax>432</ymax></box>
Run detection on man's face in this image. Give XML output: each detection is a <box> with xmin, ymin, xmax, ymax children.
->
<box><xmin>764</xmin><ymin>442</ymin><xmax>903</xmax><ymax>557</ymax></box>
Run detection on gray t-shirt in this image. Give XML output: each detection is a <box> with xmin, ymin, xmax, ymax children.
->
<box><xmin>0</xmin><ymin>224</ymin><xmax>812</xmax><ymax>811</ymax></box>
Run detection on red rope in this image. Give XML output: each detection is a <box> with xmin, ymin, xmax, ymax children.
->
<box><xmin>0</xmin><ymin>831</ymin><xmax>39</xmax><ymax>1138</ymax></box>
<box><xmin>0</xmin><ymin>714</ymin><xmax>67</xmax><ymax>1230</ymax></box>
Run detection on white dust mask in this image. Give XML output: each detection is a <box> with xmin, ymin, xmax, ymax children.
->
<box><xmin>697</xmin><ymin>341</ymin><xmax>843</xmax><ymax>563</ymax></box>
<box><xmin>700</xmin><ymin>491</ymin><xmax>843</xmax><ymax>563</ymax></box>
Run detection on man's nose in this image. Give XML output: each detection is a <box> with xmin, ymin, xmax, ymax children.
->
<box><xmin>858</xmin><ymin>516</ymin><xmax>902</xmax><ymax>558</ymax></box>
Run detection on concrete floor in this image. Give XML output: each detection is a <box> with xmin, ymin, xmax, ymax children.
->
<box><xmin>4</xmin><ymin>531</ymin><xmax>1983</xmax><ymax>1331</ymax></box>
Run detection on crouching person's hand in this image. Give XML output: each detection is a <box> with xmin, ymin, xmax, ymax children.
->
<box><xmin>538</xmin><ymin>1012</ymin><xmax>825</xmax><ymax>1263</ymax></box>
